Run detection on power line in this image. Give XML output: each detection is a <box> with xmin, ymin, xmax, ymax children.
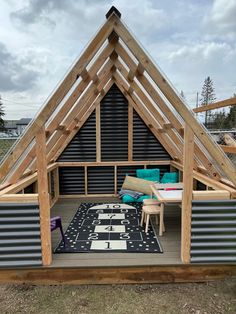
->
<box><xmin>0</xmin><ymin>98</ymin><xmax>42</xmax><ymax>106</ymax></box>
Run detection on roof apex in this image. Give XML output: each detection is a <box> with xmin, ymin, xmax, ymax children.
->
<box><xmin>106</xmin><ymin>6</ymin><xmax>121</xmax><ymax>19</ymax></box>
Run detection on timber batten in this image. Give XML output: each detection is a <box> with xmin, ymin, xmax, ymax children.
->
<box><xmin>0</xmin><ymin>6</ymin><xmax>235</xmax><ymax>277</ymax></box>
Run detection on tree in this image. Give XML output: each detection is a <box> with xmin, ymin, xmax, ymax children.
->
<box><xmin>200</xmin><ymin>76</ymin><xmax>216</xmax><ymax>127</ymax></box>
<box><xmin>211</xmin><ymin>110</ymin><xmax>226</xmax><ymax>129</ymax></box>
<box><xmin>224</xmin><ymin>105</ymin><xmax>236</xmax><ymax>129</ymax></box>
<box><xmin>0</xmin><ymin>95</ymin><xmax>6</xmax><ymax>132</ymax></box>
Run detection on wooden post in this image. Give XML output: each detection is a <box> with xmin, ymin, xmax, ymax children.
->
<box><xmin>96</xmin><ymin>104</ymin><xmax>101</xmax><ymax>162</ymax></box>
<box><xmin>53</xmin><ymin>167</ymin><xmax>59</xmax><ymax>202</ymax></box>
<box><xmin>128</xmin><ymin>103</ymin><xmax>133</xmax><ymax>161</ymax></box>
<box><xmin>36</xmin><ymin>126</ymin><xmax>52</xmax><ymax>266</ymax></box>
<box><xmin>181</xmin><ymin>124</ymin><xmax>194</xmax><ymax>263</ymax></box>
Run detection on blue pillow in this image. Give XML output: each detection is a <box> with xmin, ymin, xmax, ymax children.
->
<box><xmin>161</xmin><ymin>172</ymin><xmax>178</xmax><ymax>183</ymax></box>
<box><xmin>136</xmin><ymin>168</ymin><xmax>160</xmax><ymax>182</ymax></box>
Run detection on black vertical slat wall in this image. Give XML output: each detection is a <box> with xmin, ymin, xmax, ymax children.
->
<box><xmin>133</xmin><ymin>110</ymin><xmax>170</xmax><ymax>160</ymax></box>
<box><xmin>0</xmin><ymin>203</ymin><xmax>42</xmax><ymax>268</ymax></box>
<box><xmin>100</xmin><ymin>84</ymin><xmax>128</xmax><ymax>161</ymax></box>
<box><xmin>58</xmin><ymin>111</ymin><xmax>96</xmax><ymax>162</ymax></box>
<box><xmin>58</xmin><ymin>84</ymin><xmax>171</xmax><ymax>195</ymax></box>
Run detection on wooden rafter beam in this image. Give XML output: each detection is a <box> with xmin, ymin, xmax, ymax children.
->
<box><xmin>0</xmin><ymin>14</ymin><xmax>116</xmax><ymax>182</ymax></box>
<box><xmin>52</xmin><ymin>79</ymin><xmax>114</xmax><ymax>161</ymax></box>
<box><xmin>114</xmin><ymin>59</ymin><xmax>184</xmax><ymax>161</ymax></box>
<box><xmin>193</xmin><ymin>96</ymin><xmax>236</xmax><ymax>113</ymax></box>
<box><xmin>113</xmin><ymin>17</ymin><xmax>236</xmax><ymax>185</ymax></box>
<box><xmin>113</xmin><ymin>72</ymin><xmax>181</xmax><ymax>160</ymax></box>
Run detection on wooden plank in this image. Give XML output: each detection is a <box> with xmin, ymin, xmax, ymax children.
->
<box><xmin>181</xmin><ymin>124</ymin><xmax>194</xmax><ymax>263</ymax></box>
<box><xmin>220</xmin><ymin>145</ymin><xmax>236</xmax><ymax>154</ymax></box>
<box><xmin>53</xmin><ymin>167</ymin><xmax>59</xmax><ymax>202</ymax></box>
<box><xmin>0</xmin><ymin>194</ymin><xmax>38</xmax><ymax>203</ymax></box>
<box><xmin>193</xmin><ymin>96</ymin><xmax>236</xmax><ymax>113</ymax></box>
<box><xmin>193</xmin><ymin>190</ymin><xmax>230</xmax><ymax>200</ymax></box>
<box><xmin>0</xmin><ymin>163</ymin><xmax>57</xmax><ymax>196</ymax></box>
<box><xmin>0</xmin><ymin>15</ymin><xmax>115</xmax><ymax>182</ymax></box>
<box><xmin>36</xmin><ymin>126</ymin><xmax>52</xmax><ymax>266</ymax></box>
<box><xmin>128</xmin><ymin>103</ymin><xmax>133</xmax><ymax>161</ymax></box>
<box><xmin>114</xmin><ymin>165</ymin><xmax>117</xmax><ymax>195</ymax></box>
<box><xmin>96</xmin><ymin>104</ymin><xmax>101</xmax><ymax>162</ymax></box>
<box><xmin>58</xmin><ymin>161</ymin><xmax>171</xmax><ymax>167</ymax></box>
<box><xmin>0</xmin><ymin>265</ymin><xmax>236</xmax><ymax>284</ymax></box>
<box><xmin>85</xmin><ymin>166</ymin><xmax>88</xmax><ymax>196</ymax></box>
<box><xmin>114</xmin><ymin>19</ymin><xmax>236</xmax><ymax>185</ymax></box>
<box><xmin>171</xmin><ymin>161</ymin><xmax>236</xmax><ymax>196</ymax></box>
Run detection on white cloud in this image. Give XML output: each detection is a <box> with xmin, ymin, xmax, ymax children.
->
<box><xmin>204</xmin><ymin>0</ymin><xmax>236</xmax><ymax>39</ymax></box>
<box><xmin>0</xmin><ymin>0</ymin><xmax>235</xmax><ymax>119</ymax></box>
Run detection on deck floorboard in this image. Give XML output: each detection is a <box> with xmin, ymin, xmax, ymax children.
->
<box><xmin>51</xmin><ymin>197</ymin><xmax>182</xmax><ymax>267</ymax></box>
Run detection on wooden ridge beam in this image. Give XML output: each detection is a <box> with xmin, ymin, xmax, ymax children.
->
<box><xmin>0</xmin><ymin>14</ymin><xmax>116</xmax><ymax>182</ymax></box>
<box><xmin>114</xmin><ymin>19</ymin><xmax>236</xmax><ymax>185</ymax></box>
<box><xmin>193</xmin><ymin>96</ymin><xmax>236</xmax><ymax>113</ymax></box>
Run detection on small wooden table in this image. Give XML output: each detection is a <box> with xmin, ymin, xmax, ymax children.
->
<box><xmin>150</xmin><ymin>184</ymin><xmax>183</xmax><ymax>234</ymax></box>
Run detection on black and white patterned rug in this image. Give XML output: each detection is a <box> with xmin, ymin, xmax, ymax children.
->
<box><xmin>55</xmin><ymin>203</ymin><xmax>163</xmax><ymax>253</ymax></box>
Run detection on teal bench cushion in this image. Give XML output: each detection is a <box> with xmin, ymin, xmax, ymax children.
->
<box><xmin>122</xmin><ymin>194</ymin><xmax>152</xmax><ymax>203</ymax></box>
<box><xmin>161</xmin><ymin>172</ymin><xmax>178</xmax><ymax>183</ymax></box>
<box><xmin>136</xmin><ymin>168</ymin><xmax>160</xmax><ymax>182</ymax></box>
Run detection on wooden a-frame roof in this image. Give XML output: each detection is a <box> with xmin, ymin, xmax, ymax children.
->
<box><xmin>0</xmin><ymin>6</ymin><xmax>235</xmax><ymax>188</ymax></box>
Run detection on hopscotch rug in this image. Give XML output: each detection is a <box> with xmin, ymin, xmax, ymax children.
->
<box><xmin>55</xmin><ymin>203</ymin><xmax>163</xmax><ymax>253</ymax></box>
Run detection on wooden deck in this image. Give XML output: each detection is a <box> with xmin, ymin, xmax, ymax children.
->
<box><xmin>50</xmin><ymin>197</ymin><xmax>182</xmax><ymax>267</ymax></box>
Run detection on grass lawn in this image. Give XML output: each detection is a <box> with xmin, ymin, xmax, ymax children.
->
<box><xmin>0</xmin><ymin>279</ymin><xmax>235</xmax><ymax>314</ymax></box>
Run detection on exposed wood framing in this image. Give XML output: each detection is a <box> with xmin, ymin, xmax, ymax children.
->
<box><xmin>193</xmin><ymin>96</ymin><xmax>236</xmax><ymax>113</ymax></box>
<box><xmin>115</xmin><ymin>43</ymin><xmax>218</xmax><ymax>177</ymax></box>
<box><xmin>0</xmin><ymin>14</ymin><xmax>116</xmax><ymax>182</ymax></box>
<box><xmin>181</xmin><ymin>124</ymin><xmax>194</xmax><ymax>263</ymax></box>
<box><xmin>113</xmin><ymin>19</ymin><xmax>236</xmax><ymax>185</ymax></box>
<box><xmin>58</xmin><ymin>160</ymin><xmax>171</xmax><ymax>167</ymax></box>
<box><xmin>96</xmin><ymin>104</ymin><xmax>101</xmax><ymax>162</ymax></box>
<box><xmin>0</xmin><ymin>194</ymin><xmax>39</xmax><ymax>203</ymax></box>
<box><xmin>36</xmin><ymin>126</ymin><xmax>52</xmax><ymax>266</ymax></box>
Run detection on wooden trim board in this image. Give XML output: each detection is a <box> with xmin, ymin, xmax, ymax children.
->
<box><xmin>0</xmin><ymin>265</ymin><xmax>235</xmax><ymax>284</ymax></box>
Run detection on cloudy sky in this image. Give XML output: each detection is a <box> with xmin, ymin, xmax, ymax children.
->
<box><xmin>0</xmin><ymin>0</ymin><xmax>236</xmax><ymax>120</ymax></box>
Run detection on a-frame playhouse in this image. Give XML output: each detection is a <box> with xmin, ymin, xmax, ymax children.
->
<box><xmin>0</xmin><ymin>7</ymin><xmax>236</xmax><ymax>284</ymax></box>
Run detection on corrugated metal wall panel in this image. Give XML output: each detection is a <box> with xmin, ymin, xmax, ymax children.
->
<box><xmin>133</xmin><ymin>110</ymin><xmax>170</xmax><ymax>161</ymax></box>
<box><xmin>117</xmin><ymin>165</ymin><xmax>144</xmax><ymax>192</ymax></box>
<box><xmin>0</xmin><ymin>203</ymin><xmax>42</xmax><ymax>268</ymax></box>
<box><xmin>101</xmin><ymin>84</ymin><xmax>128</xmax><ymax>161</ymax></box>
<box><xmin>191</xmin><ymin>200</ymin><xmax>236</xmax><ymax>263</ymax></box>
<box><xmin>59</xmin><ymin>167</ymin><xmax>85</xmax><ymax>195</ymax></box>
<box><xmin>87</xmin><ymin>166</ymin><xmax>114</xmax><ymax>194</ymax></box>
<box><xmin>57</xmin><ymin>111</ymin><xmax>96</xmax><ymax>162</ymax></box>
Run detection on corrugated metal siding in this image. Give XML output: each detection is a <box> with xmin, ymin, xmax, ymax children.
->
<box><xmin>0</xmin><ymin>203</ymin><xmax>42</xmax><ymax>267</ymax></box>
<box><xmin>133</xmin><ymin>110</ymin><xmax>170</xmax><ymax>161</ymax></box>
<box><xmin>101</xmin><ymin>84</ymin><xmax>128</xmax><ymax>161</ymax></box>
<box><xmin>87</xmin><ymin>166</ymin><xmax>114</xmax><ymax>194</ymax></box>
<box><xmin>59</xmin><ymin>167</ymin><xmax>85</xmax><ymax>195</ymax></box>
<box><xmin>57</xmin><ymin>111</ymin><xmax>96</xmax><ymax>162</ymax></box>
<box><xmin>191</xmin><ymin>200</ymin><xmax>236</xmax><ymax>263</ymax></box>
